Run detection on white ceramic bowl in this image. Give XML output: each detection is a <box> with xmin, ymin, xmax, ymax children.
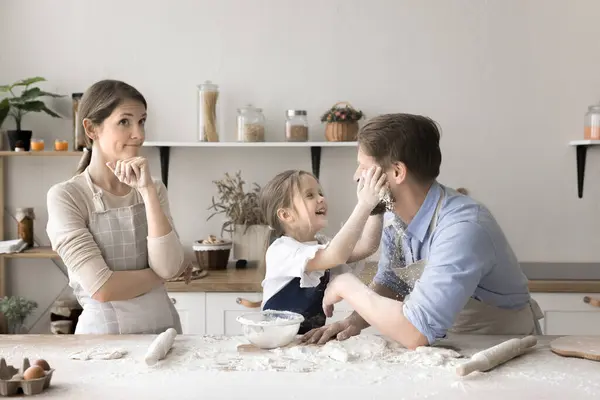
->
<box><xmin>236</xmin><ymin>310</ymin><xmax>305</xmax><ymax>349</ymax></box>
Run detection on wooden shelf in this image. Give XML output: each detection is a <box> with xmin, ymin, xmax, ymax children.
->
<box><xmin>143</xmin><ymin>141</ymin><xmax>358</xmax><ymax>187</ymax></box>
<box><xmin>568</xmin><ymin>140</ymin><xmax>600</xmax><ymax>198</ymax></box>
<box><xmin>1</xmin><ymin>246</ymin><xmax>59</xmax><ymax>259</ymax></box>
<box><xmin>0</xmin><ymin>151</ymin><xmax>82</xmax><ymax>157</ymax></box>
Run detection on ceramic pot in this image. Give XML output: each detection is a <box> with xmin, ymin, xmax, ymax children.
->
<box><xmin>7</xmin><ymin>130</ymin><xmax>32</xmax><ymax>151</ymax></box>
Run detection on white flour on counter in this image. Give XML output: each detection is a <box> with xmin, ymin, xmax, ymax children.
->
<box><xmin>2</xmin><ymin>335</ymin><xmax>600</xmax><ymax>399</ymax></box>
<box><xmin>188</xmin><ymin>334</ymin><xmax>463</xmax><ymax>374</ymax></box>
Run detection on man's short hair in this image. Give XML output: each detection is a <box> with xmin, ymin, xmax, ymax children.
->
<box><xmin>357</xmin><ymin>113</ymin><xmax>442</xmax><ymax>182</ymax></box>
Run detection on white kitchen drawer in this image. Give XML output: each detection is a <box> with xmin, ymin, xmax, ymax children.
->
<box><xmin>205</xmin><ymin>292</ymin><xmax>262</xmax><ymax>335</ymax></box>
<box><xmin>168</xmin><ymin>292</ymin><xmax>206</xmax><ymax>335</ymax></box>
<box><xmin>531</xmin><ymin>292</ymin><xmax>600</xmax><ymax>335</ymax></box>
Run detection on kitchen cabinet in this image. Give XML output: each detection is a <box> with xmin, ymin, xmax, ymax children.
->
<box><xmin>168</xmin><ymin>292</ymin><xmax>206</xmax><ymax>335</ymax></box>
<box><xmin>170</xmin><ymin>291</ymin><xmax>600</xmax><ymax>337</ymax></box>
<box><xmin>205</xmin><ymin>292</ymin><xmax>263</xmax><ymax>335</ymax></box>
<box><xmin>169</xmin><ymin>291</ymin><xmax>378</xmax><ymax>335</ymax></box>
<box><xmin>531</xmin><ymin>292</ymin><xmax>600</xmax><ymax>335</ymax></box>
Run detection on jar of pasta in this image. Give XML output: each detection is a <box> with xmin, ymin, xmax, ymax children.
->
<box><xmin>237</xmin><ymin>104</ymin><xmax>265</xmax><ymax>142</ymax></box>
<box><xmin>197</xmin><ymin>81</ymin><xmax>220</xmax><ymax>142</ymax></box>
<box><xmin>285</xmin><ymin>110</ymin><xmax>308</xmax><ymax>142</ymax></box>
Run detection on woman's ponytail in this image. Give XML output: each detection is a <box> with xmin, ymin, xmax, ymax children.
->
<box><xmin>75</xmin><ymin>147</ymin><xmax>92</xmax><ymax>175</ymax></box>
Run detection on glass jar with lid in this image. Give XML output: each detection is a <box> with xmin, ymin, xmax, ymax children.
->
<box><xmin>585</xmin><ymin>104</ymin><xmax>600</xmax><ymax>140</ymax></box>
<box><xmin>285</xmin><ymin>110</ymin><xmax>308</xmax><ymax>142</ymax></box>
<box><xmin>237</xmin><ymin>104</ymin><xmax>265</xmax><ymax>142</ymax></box>
<box><xmin>197</xmin><ymin>81</ymin><xmax>220</xmax><ymax>142</ymax></box>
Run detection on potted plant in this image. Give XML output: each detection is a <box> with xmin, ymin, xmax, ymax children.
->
<box><xmin>320</xmin><ymin>101</ymin><xmax>364</xmax><ymax>142</ymax></box>
<box><xmin>207</xmin><ymin>171</ymin><xmax>272</xmax><ymax>268</ymax></box>
<box><xmin>0</xmin><ymin>296</ymin><xmax>38</xmax><ymax>334</ymax></box>
<box><xmin>0</xmin><ymin>77</ymin><xmax>64</xmax><ymax>151</ymax></box>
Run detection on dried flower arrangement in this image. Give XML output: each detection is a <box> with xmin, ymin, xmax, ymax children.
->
<box><xmin>207</xmin><ymin>171</ymin><xmax>266</xmax><ymax>235</ymax></box>
<box><xmin>320</xmin><ymin>101</ymin><xmax>364</xmax><ymax>123</ymax></box>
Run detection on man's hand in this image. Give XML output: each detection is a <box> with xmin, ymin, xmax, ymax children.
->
<box><xmin>322</xmin><ymin>273</ymin><xmax>357</xmax><ymax>314</ymax></box>
<box><xmin>300</xmin><ymin>318</ymin><xmax>363</xmax><ymax>345</ymax></box>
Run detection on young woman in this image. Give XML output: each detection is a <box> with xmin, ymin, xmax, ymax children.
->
<box><xmin>47</xmin><ymin>80</ymin><xmax>186</xmax><ymax>334</ymax></box>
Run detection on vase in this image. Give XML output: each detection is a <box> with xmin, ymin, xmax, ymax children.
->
<box><xmin>7</xmin><ymin>130</ymin><xmax>32</xmax><ymax>151</ymax></box>
<box><xmin>325</xmin><ymin>121</ymin><xmax>359</xmax><ymax>142</ymax></box>
<box><xmin>233</xmin><ymin>224</ymin><xmax>273</xmax><ymax>269</ymax></box>
<box><xmin>7</xmin><ymin>319</ymin><xmax>25</xmax><ymax>334</ymax></box>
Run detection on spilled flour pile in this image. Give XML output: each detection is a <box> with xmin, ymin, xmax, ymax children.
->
<box><xmin>189</xmin><ymin>335</ymin><xmax>463</xmax><ymax>373</ymax></box>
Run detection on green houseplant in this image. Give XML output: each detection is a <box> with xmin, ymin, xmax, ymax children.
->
<box><xmin>0</xmin><ymin>77</ymin><xmax>64</xmax><ymax>151</ymax></box>
<box><xmin>0</xmin><ymin>296</ymin><xmax>38</xmax><ymax>334</ymax></box>
<box><xmin>207</xmin><ymin>171</ymin><xmax>271</xmax><ymax>268</ymax></box>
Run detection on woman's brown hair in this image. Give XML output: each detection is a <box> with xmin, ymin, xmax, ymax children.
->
<box><xmin>75</xmin><ymin>80</ymin><xmax>147</xmax><ymax>174</ymax></box>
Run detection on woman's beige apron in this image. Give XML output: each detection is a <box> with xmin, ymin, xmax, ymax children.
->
<box><xmin>73</xmin><ymin>170</ymin><xmax>182</xmax><ymax>334</ymax></box>
<box><xmin>392</xmin><ymin>193</ymin><xmax>543</xmax><ymax>336</ymax></box>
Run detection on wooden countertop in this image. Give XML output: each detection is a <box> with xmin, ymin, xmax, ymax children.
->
<box><xmin>166</xmin><ymin>267</ymin><xmax>264</xmax><ymax>292</ymax></box>
<box><xmin>166</xmin><ymin>262</ymin><xmax>600</xmax><ymax>293</ymax></box>
<box><xmin>527</xmin><ymin>280</ymin><xmax>600</xmax><ymax>293</ymax></box>
<box><xmin>0</xmin><ymin>334</ymin><xmax>597</xmax><ymax>399</ymax></box>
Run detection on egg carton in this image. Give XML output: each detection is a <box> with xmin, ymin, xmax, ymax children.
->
<box><xmin>0</xmin><ymin>357</ymin><xmax>54</xmax><ymax>396</ymax></box>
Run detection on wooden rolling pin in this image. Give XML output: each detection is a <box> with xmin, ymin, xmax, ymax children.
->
<box><xmin>456</xmin><ymin>336</ymin><xmax>537</xmax><ymax>376</ymax></box>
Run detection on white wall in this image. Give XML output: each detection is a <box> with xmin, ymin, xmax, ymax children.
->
<box><xmin>2</xmin><ymin>0</ymin><xmax>600</xmax><ymax>332</ymax></box>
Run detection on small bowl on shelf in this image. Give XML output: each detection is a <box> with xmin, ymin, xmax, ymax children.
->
<box><xmin>30</xmin><ymin>139</ymin><xmax>45</xmax><ymax>152</ymax></box>
<box><xmin>193</xmin><ymin>235</ymin><xmax>232</xmax><ymax>271</ymax></box>
<box><xmin>54</xmin><ymin>140</ymin><xmax>68</xmax><ymax>151</ymax></box>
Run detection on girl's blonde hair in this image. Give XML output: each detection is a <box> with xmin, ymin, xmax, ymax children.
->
<box><xmin>259</xmin><ymin>170</ymin><xmax>317</xmax><ymax>237</ymax></box>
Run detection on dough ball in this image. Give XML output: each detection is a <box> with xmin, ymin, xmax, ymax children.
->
<box><xmin>23</xmin><ymin>366</ymin><xmax>45</xmax><ymax>380</ymax></box>
<box><xmin>33</xmin><ymin>359</ymin><xmax>51</xmax><ymax>371</ymax></box>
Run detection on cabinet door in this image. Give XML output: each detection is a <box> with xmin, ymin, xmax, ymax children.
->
<box><xmin>168</xmin><ymin>293</ymin><xmax>206</xmax><ymax>335</ymax></box>
<box><xmin>531</xmin><ymin>292</ymin><xmax>600</xmax><ymax>336</ymax></box>
<box><xmin>205</xmin><ymin>292</ymin><xmax>263</xmax><ymax>336</ymax></box>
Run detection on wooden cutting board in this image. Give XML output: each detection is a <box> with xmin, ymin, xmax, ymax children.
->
<box><xmin>550</xmin><ymin>336</ymin><xmax>600</xmax><ymax>361</ymax></box>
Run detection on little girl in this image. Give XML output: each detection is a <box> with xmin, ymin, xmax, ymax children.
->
<box><xmin>258</xmin><ymin>167</ymin><xmax>387</xmax><ymax>334</ymax></box>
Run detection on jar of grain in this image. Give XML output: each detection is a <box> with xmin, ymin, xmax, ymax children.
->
<box><xmin>584</xmin><ymin>104</ymin><xmax>600</xmax><ymax>140</ymax></box>
<box><xmin>72</xmin><ymin>93</ymin><xmax>86</xmax><ymax>151</ymax></box>
<box><xmin>285</xmin><ymin>110</ymin><xmax>308</xmax><ymax>142</ymax></box>
<box><xmin>237</xmin><ymin>104</ymin><xmax>265</xmax><ymax>142</ymax></box>
<box><xmin>197</xmin><ymin>81</ymin><xmax>220</xmax><ymax>142</ymax></box>
<box><xmin>16</xmin><ymin>208</ymin><xmax>35</xmax><ymax>248</ymax></box>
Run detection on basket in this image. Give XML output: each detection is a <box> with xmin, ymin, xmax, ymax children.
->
<box><xmin>323</xmin><ymin>101</ymin><xmax>361</xmax><ymax>142</ymax></box>
<box><xmin>193</xmin><ymin>239</ymin><xmax>232</xmax><ymax>271</ymax></box>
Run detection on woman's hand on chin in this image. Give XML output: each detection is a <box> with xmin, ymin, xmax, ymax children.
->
<box><xmin>106</xmin><ymin>157</ymin><xmax>155</xmax><ymax>190</ymax></box>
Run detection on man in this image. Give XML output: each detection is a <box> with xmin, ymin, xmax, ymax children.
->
<box><xmin>301</xmin><ymin>113</ymin><xmax>542</xmax><ymax>349</ymax></box>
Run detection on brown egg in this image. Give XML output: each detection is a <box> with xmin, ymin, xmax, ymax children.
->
<box><xmin>33</xmin><ymin>359</ymin><xmax>51</xmax><ymax>371</ymax></box>
<box><xmin>23</xmin><ymin>366</ymin><xmax>45</xmax><ymax>380</ymax></box>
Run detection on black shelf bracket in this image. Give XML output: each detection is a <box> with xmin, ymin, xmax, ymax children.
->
<box><xmin>154</xmin><ymin>145</ymin><xmax>325</xmax><ymax>187</ymax></box>
<box><xmin>311</xmin><ymin>146</ymin><xmax>322</xmax><ymax>179</ymax></box>
<box><xmin>158</xmin><ymin>146</ymin><xmax>171</xmax><ymax>188</ymax></box>
<box><xmin>575</xmin><ymin>144</ymin><xmax>588</xmax><ymax>199</ymax></box>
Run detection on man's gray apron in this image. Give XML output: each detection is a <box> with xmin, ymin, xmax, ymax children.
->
<box><xmin>72</xmin><ymin>169</ymin><xmax>182</xmax><ymax>334</ymax></box>
<box><xmin>391</xmin><ymin>193</ymin><xmax>543</xmax><ymax>336</ymax></box>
